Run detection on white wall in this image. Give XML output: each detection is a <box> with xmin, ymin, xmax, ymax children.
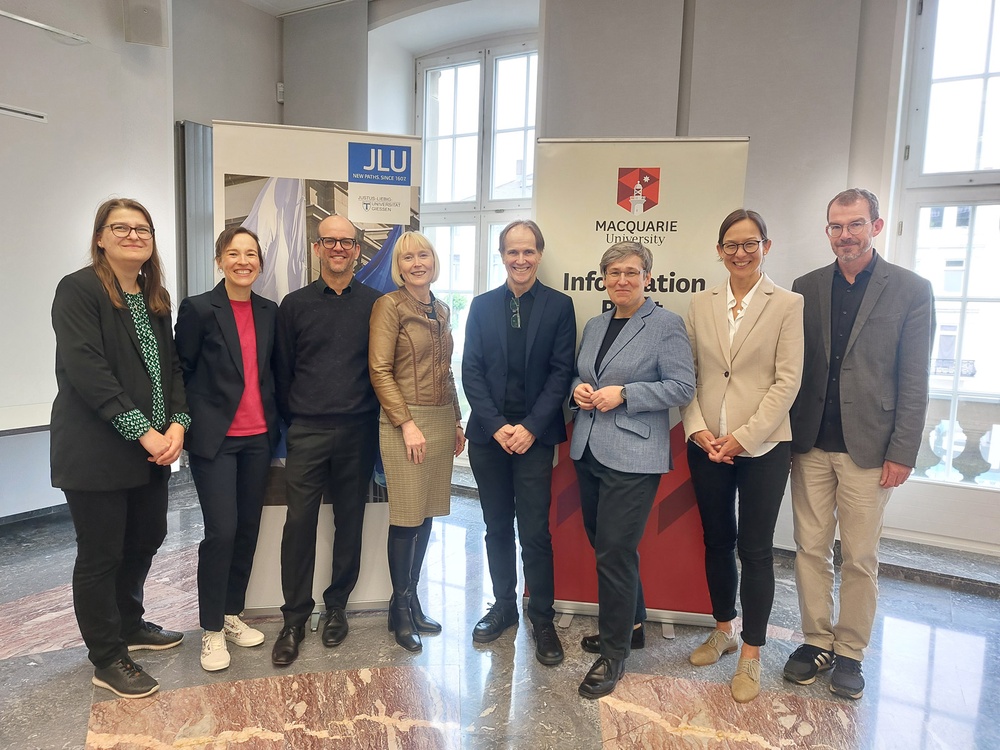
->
<box><xmin>173</xmin><ymin>0</ymin><xmax>283</xmax><ymax>125</ymax></box>
<box><xmin>282</xmin><ymin>0</ymin><xmax>368</xmax><ymax>130</ymax></box>
<box><xmin>0</xmin><ymin>0</ymin><xmax>176</xmax><ymax>514</ymax></box>
<box><xmin>539</xmin><ymin>0</ymin><xmax>684</xmax><ymax>138</ymax></box>
<box><xmin>368</xmin><ymin>26</ymin><xmax>415</xmax><ymax>135</ymax></box>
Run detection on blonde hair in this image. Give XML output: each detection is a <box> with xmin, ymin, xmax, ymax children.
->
<box><xmin>391</xmin><ymin>231</ymin><xmax>441</xmax><ymax>287</ymax></box>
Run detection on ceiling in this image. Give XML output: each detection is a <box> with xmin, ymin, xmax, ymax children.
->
<box><xmin>236</xmin><ymin>0</ymin><xmax>539</xmax><ymax>55</ymax></box>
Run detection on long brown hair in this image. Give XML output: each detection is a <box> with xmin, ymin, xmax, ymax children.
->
<box><xmin>90</xmin><ymin>198</ymin><xmax>172</xmax><ymax>315</ymax></box>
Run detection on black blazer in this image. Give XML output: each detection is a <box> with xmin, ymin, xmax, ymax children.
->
<box><xmin>50</xmin><ymin>267</ymin><xmax>188</xmax><ymax>491</ymax></box>
<box><xmin>174</xmin><ymin>280</ymin><xmax>280</xmax><ymax>460</ymax></box>
<box><xmin>462</xmin><ymin>281</ymin><xmax>576</xmax><ymax>446</ymax></box>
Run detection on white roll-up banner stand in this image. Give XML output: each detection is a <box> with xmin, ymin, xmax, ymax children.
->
<box><xmin>534</xmin><ymin>137</ymin><xmax>749</xmax><ymax>626</ymax></box>
<box><xmin>212</xmin><ymin>121</ymin><xmax>421</xmax><ymax>615</ymax></box>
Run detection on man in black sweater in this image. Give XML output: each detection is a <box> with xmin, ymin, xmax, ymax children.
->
<box><xmin>271</xmin><ymin>214</ymin><xmax>382</xmax><ymax>666</ymax></box>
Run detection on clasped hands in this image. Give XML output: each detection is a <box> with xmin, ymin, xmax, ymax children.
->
<box><xmin>492</xmin><ymin>423</ymin><xmax>536</xmax><ymax>455</ymax></box>
<box><xmin>691</xmin><ymin>429</ymin><xmax>744</xmax><ymax>464</ymax></box>
<box><xmin>139</xmin><ymin>423</ymin><xmax>186</xmax><ymax>466</ymax></box>
<box><xmin>573</xmin><ymin>383</ymin><xmax>624</xmax><ymax>413</ymax></box>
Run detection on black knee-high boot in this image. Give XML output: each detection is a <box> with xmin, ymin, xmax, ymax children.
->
<box><xmin>387</xmin><ymin>526</ymin><xmax>421</xmax><ymax>652</ymax></box>
<box><xmin>408</xmin><ymin>518</ymin><xmax>441</xmax><ymax>634</ymax></box>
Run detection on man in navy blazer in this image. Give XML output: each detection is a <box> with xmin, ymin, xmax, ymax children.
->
<box><xmin>784</xmin><ymin>188</ymin><xmax>934</xmax><ymax>700</ymax></box>
<box><xmin>462</xmin><ymin>220</ymin><xmax>576</xmax><ymax>665</ymax></box>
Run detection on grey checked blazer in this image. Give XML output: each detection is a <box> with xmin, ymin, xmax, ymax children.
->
<box><xmin>570</xmin><ymin>297</ymin><xmax>695</xmax><ymax>474</ymax></box>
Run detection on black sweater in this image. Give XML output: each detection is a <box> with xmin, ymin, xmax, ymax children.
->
<box><xmin>274</xmin><ymin>277</ymin><xmax>382</xmax><ymax>428</ymax></box>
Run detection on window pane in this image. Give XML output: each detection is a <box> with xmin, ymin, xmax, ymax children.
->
<box><xmin>527</xmin><ymin>54</ymin><xmax>538</xmax><ymax>125</ymax></box>
<box><xmin>492</xmin><ymin>131</ymin><xmax>527</xmax><ymax>199</ymax></box>
<box><xmin>960</xmin><ymin>302</ymin><xmax>1000</xmax><ymax>395</ymax></box>
<box><xmin>966</xmin><ymin>204</ymin><xmax>1000</xmax><ymax>298</ymax></box>
<box><xmin>992</xmin><ymin>2</ymin><xmax>1000</xmax><ymax>73</ymax></box>
<box><xmin>495</xmin><ymin>55</ymin><xmax>528</xmax><ymax>130</ymax></box>
<box><xmin>424</xmin><ymin>137</ymin><xmax>454</xmax><ymax>203</ymax></box>
<box><xmin>423</xmin><ymin>224</ymin><xmax>476</xmax><ymax>421</ymax></box>
<box><xmin>426</xmin><ymin>68</ymin><xmax>455</xmax><ymax>138</ymax></box>
<box><xmin>913</xmin><ymin>205</ymin><xmax>970</xmax><ymax>298</ymax></box>
<box><xmin>931</xmin><ymin>0</ymin><xmax>990</xmax><ymax>79</ymax></box>
<box><xmin>980</xmin><ymin>77</ymin><xmax>1000</xmax><ymax>170</ymax></box>
<box><xmin>487</xmin><ymin>222</ymin><xmax>507</xmax><ymax>289</ymax></box>
<box><xmin>923</xmin><ymin>80</ymin><xmax>983</xmax><ymax>173</ymax></box>
<box><xmin>455</xmin><ymin>63</ymin><xmax>482</xmax><ymax>135</ymax></box>
<box><xmin>453</xmin><ymin>135</ymin><xmax>478</xmax><ymax>201</ymax></box>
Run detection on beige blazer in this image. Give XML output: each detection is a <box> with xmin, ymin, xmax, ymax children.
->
<box><xmin>680</xmin><ymin>273</ymin><xmax>804</xmax><ymax>455</ymax></box>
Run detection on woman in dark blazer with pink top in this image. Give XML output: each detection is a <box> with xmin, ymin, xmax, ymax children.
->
<box><xmin>174</xmin><ymin>227</ymin><xmax>279</xmax><ymax>673</ymax></box>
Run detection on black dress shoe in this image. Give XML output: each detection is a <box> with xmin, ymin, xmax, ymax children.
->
<box><xmin>271</xmin><ymin>625</ymin><xmax>304</xmax><ymax>666</ymax></box>
<box><xmin>532</xmin><ymin>621</ymin><xmax>564</xmax><ymax>666</ymax></box>
<box><xmin>578</xmin><ymin>656</ymin><xmax>626</xmax><ymax>699</ymax></box>
<box><xmin>321</xmin><ymin>608</ymin><xmax>348</xmax><ymax>647</ymax></box>
<box><xmin>472</xmin><ymin>603</ymin><xmax>519</xmax><ymax>643</ymax></box>
<box><xmin>581</xmin><ymin>623</ymin><xmax>645</xmax><ymax>654</ymax></box>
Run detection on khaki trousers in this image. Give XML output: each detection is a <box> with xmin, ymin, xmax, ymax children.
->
<box><xmin>790</xmin><ymin>447</ymin><xmax>893</xmax><ymax>661</ymax></box>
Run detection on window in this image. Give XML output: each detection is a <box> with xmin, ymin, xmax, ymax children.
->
<box><xmin>416</xmin><ymin>39</ymin><xmax>538</xmax><ymax>435</ymax></box>
<box><xmin>900</xmin><ymin>0</ymin><xmax>1000</xmax><ymax>488</ymax></box>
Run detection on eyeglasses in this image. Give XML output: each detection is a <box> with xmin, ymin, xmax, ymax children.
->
<box><xmin>316</xmin><ymin>236</ymin><xmax>358</xmax><ymax>250</ymax></box>
<box><xmin>825</xmin><ymin>220</ymin><xmax>871</xmax><ymax>238</ymax></box>
<box><xmin>721</xmin><ymin>239</ymin><xmax>765</xmax><ymax>255</ymax></box>
<box><xmin>509</xmin><ymin>296</ymin><xmax>521</xmax><ymax>329</ymax></box>
<box><xmin>604</xmin><ymin>269</ymin><xmax>644</xmax><ymax>281</ymax></box>
<box><xmin>102</xmin><ymin>223</ymin><xmax>153</xmax><ymax>240</ymax></box>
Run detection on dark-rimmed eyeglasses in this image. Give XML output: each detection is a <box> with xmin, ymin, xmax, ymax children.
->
<box><xmin>721</xmin><ymin>239</ymin><xmax>765</xmax><ymax>255</ymax></box>
<box><xmin>102</xmin><ymin>223</ymin><xmax>153</xmax><ymax>240</ymax></box>
<box><xmin>316</xmin><ymin>236</ymin><xmax>358</xmax><ymax>250</ymax></box>
<box><xmin>825</xmin><ymin>220</ymin><xmax>870</xmax><ymax>238</ymax></box>
<box><xmin>510</xmin><ymin>296</ymin><xmax>521</xmax><ymax>329</ymax></box>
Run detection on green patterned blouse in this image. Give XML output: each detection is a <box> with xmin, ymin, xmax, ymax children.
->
<box><xmin>110</xmin><ymin>290</ymin><xmax>191</xmax><ymax>440</ymax></box>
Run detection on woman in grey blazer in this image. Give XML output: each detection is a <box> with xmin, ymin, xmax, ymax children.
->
<box><xmin>175</xmin><ymin>227</ymin><xmax>279</xmax><ymax>673</ymax></box>
<box><xmin>51</xmin><ymin>198</ymin><xmax>190</xmax><ymax>699</ymax></box>
<box><xmin>680</xmin><ymin>209</ymin><xmax>804</xmax><ymax>703</ymax></box>
<box><xmin>570</xmin><ymin>241</ymin><xmax>695</xmax><ymax>699</ymax></box>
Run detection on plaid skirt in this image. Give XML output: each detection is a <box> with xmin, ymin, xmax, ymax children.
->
<box><xmin>379</xmin><ymin>404</ymin><xmax>455</xmax><ymax>527</ymax></box>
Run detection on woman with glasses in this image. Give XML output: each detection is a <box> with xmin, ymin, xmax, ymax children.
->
<box><xmin>369</xmin><ymin>231</ymin><xmax>465</xmax><ymax>652</ymax></box>
<box><xmin>50</xmin><ymin>198</ymin><xmax>190</xmax><ymax>699</ymax></box>
<box><xmin>680</xmin><ymin>209</ymin><xmax>804</xmax><ymax>702</ymax></box>
<box><xmin>174</xmin><ymin>227</ymin><xmax>279</xmax><ymax>672</ymax></box>
<box><xmin>569</xmin><ymin>241</ymin><xmax>695</xmax><ymax>698</ymax></box>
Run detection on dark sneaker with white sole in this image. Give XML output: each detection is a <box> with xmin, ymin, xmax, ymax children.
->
<box><xmin>783</xmin><ymin>644</ymin><xmax>835</xmax><ymax>685</ymax></box>
<box><xmin>125</xmin><ymin>621</ymin><xmax>184</xmax><ymax>651</ymax></box>
<box><xmin>830</xmin><ymin>655</ymin><xmax>865</xmax><ymax>699</ymax></box>
<box><xmin>92</xmin><ymin>656</ymin><xmax>159</xmax><ymax>698</ymax></box>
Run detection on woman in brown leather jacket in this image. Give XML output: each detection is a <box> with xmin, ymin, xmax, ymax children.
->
<box><xmin>369</xmin><ymin>231</ymin><xmax>465</xmax><ymax>652</ymax></box>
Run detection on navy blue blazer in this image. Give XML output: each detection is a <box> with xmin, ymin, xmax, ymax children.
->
<box><xmin>462</xmin><ymin>280</ymin><xmax>576</xmax><ymax>446</ymax></box>
<box><xmin>175</xmin><ymin>280</ymin><xmax>280</xmax><ymax>460</ymax></box>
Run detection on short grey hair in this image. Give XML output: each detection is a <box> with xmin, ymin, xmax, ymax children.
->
<box><xmin>828</xmin><ymin>188</ymin><xmax>880</xmax><ymax>222</ymax></box>
<box><xmin>600</xmin><ymin>241</ymin><xmax>652</xmax><ymax>276</ymax></box>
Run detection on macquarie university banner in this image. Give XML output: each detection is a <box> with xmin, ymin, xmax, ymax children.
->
<box><xmin>535</xmin><ymin>137</ymin><xmax>749</xmax><ymax>624</ymax></box>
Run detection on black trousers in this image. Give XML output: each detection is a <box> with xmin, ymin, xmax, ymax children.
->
<box><xmin>573</xmin><ymin>446</ymin><xmax>660</xmax><ymax>659</ymax></box>
<box><xmin>686</xmin><ymin>440</ymin><xmax>790</xmax><ymax>647</ymax></box>
<box><xmin>189</xmin><ymin>433</ymin><xmax>272</xmax><ymax>631</ymax></box>
<box><xmin>279</xmin><ymin>419</ymin><xmax>378</xmax><ymax>626</ymax></box>
<box><xmin>63</xmin><ymin>469</ymin><xmax>169</xmax><ymax>668</ymax></box>
<box><xmin>469</xmin><ymin>439</ymin><xmax>556</xmax><ymax>624</ymax></box>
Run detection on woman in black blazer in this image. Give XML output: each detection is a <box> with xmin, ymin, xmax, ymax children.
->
<box><xmin>174</xmin><ymin>227</ymin><xmax>279</xmax><ymax>673</ymax></box>
<box><xmin>51</xmin><ymin>198</ymin><xmax>190</xmax><ymax>699</ymax></box>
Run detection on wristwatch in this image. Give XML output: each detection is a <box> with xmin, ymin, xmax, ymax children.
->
<box><xmin>620</xmin><ymin>386</ymin><xmax>627</xmax><ymax>404</ymax></box>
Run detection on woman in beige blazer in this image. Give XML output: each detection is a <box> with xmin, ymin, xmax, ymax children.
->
<box><xmin>680</xmin><ymin>209</ymin><xmax>804</xmax><ymax>703</ymax></box>
<box><xmin>369</xmin><ymin>231</ymin><xmax>465</xmax><ymax>653</ymax></box>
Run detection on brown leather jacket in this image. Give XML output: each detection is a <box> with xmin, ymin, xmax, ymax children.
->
<box><xmin>369</xmin><ymin>288</ymin><xmax>462</xmax><ymax>427</ymax></box>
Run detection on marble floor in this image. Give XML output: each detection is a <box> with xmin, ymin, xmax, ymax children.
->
<box><xmin>0</xmin><ymin>477</ymin><xmax>998</xmax><ymax>749</ymax></box>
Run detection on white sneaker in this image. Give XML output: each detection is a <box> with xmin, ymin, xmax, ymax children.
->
<box><xmin>223</xmin><ymin>614</ymin><xmax>265</xmax><ymax>648</ymax></box>
<box><xmin>200</xmin><ymin>631</ymin><xmax>230</xmax><ymax>672</ymax></box>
